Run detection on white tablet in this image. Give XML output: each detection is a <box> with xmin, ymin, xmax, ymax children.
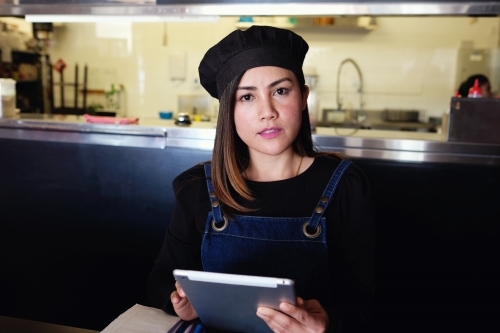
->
<box><xmin>173</xmin><ymin>269</ymin><xmax>296</xmax><ymax>333</ymax></box>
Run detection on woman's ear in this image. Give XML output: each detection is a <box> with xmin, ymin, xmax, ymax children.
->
<box><xmin>302</xmin><ymin>85</ymin><xmax>310</xmax><ymax>110</ymax></box>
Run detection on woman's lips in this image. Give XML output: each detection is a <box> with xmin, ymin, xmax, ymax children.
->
<box><xmin>258</xmin><ymin>127</ymin><xmax>282</xmax><ymax>139</ymax></box>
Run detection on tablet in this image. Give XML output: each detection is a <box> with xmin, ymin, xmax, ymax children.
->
<box><xmin>173</xmin><ymin>269</ymin><xmax>296</xmax><ymax>333</ymax></box>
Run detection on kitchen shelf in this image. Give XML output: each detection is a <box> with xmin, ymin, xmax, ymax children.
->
<box><xmin>0</xmin><ymin>50</ymin><xmax>46</xmax><ymax>113</ymax></box>
<box><xmin>236</xmin><ymin>22</ymin><xmax>297</xmax><ymax>30</ymax></box>
<box><xmin>236</xmin><ymin>16</ymin><xmax>376</xmax><ymax>32</ymax></box>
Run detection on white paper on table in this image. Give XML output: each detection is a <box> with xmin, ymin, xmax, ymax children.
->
<box><xmin>101</xmin><ymin>304</ymin><xmax>179</xmax><ymax>333</ymax></box>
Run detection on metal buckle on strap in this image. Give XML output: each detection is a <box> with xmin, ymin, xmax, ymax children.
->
<box><xmin>302</xmin><ymin>221</ymin><xmax>321</xmax><ymax>238</ymax></box>
<box><xmin>212</xmin><ymin>216</ymin><xmax>228</xmax><ymax>232</ymax></box>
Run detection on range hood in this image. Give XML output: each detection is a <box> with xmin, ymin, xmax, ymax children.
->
<box><xmin>1</xmin><ymin>1</ymin><xmax>500</xmax><ymax>16</ymax></box>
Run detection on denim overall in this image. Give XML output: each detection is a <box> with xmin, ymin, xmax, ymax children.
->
<box><xmin>201</xmin><ymin>160</ymin><xmax>351</xmax><ymax>305</ymax></box>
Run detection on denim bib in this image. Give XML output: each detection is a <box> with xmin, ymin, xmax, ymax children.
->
<box><xmin>201</xmin><ymin>159</ymin><xmax>351</xmax><ymax>304</ymax></box>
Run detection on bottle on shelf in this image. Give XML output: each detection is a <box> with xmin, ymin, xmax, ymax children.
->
<box><xmin>467</xmin><ymin>79</ymin><xmax>482</xmax><ymax>98</ymax></box>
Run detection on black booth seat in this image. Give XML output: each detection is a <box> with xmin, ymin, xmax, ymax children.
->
<box><xmin>0</xmin><ymin>137</ymin><xmax>499</xmax><ymax>331</ymax></box>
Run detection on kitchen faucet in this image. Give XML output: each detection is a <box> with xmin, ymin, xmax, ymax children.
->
<box><xmin>336</xmin><ymin>58</ymin><xmax>366</xmax><ymax>123</ymax></box>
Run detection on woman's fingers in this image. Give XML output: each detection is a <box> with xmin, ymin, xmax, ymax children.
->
<box><xmin>258</xmin><ymin>305</ymin><xmax>306</xmax><ymax>333</ymax></box>
<box><xmin>170</xmin><ymin>291</ymin><xmax>186</xmax><ymax>306</ymax></box>
<box><xmin>170</xmin><ymin>290</ymin><xmax>198</xmax><ymax>321</ymax></box>
<box><xmin>279</xmin><ymin>301</ymin><xmax>310</xmax><ymax>324</ymax></box>
<box><xmin>256</xmin><ymin>298</ymin><xmax>328</xmax><ymax>333</ymax></box>
<box><xmin>175</xmin><ymin>281</ymin><xmax>187</xmax><ymax>298</ymax></box>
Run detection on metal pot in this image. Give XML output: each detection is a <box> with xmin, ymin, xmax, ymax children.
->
<box><xmin>175</xmin><ymin>113</ymin><xmax>192</xmax><ymax>126</ymax></box>
<box><xmin>383</xmin><ymin>109</ymin><xmax>419</xmax><ymax>122</ymax></box>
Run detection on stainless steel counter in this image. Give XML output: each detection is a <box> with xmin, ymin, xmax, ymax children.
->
<box><xmin>1</xmin><ymin>117</ymin><xmax>499</xmax><ymax>165</ymax></box>
<box><xmin>0</xmin><ymin>118</ymin><xmax>168</xmax><ymax>149</ymax></box>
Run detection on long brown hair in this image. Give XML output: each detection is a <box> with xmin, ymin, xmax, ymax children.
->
<box><xmin>211</xmin><ymin>71</ymin><xmax>333</xmax><ymax>214</ymax></box>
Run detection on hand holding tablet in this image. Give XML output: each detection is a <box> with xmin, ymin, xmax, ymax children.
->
<box><xmin>171</xmin><ymin>280</ymin><xmax>198</xmax><ymax>321</ymax></box>
<box><xmin>173</xmin><ymin>270</ymin><xmax>296</xmax><ymax>333</ymax></box>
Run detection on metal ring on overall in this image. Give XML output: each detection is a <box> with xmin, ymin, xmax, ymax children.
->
<box><xmin>302</xmin><ymin>221</ymin><xmax>321</xmax><ymax>238</ymax></box>
<box><xmin>212</xmin><ymin>216</ymin><xmax>228</xmax><ymax>232</ymax></box>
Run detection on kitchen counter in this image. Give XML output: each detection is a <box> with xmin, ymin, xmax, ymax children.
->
<box><xmin>0</xmin><ymin>113</ymin><xmax>443</xmax><ymax>140</ymax></box>
<box><xmin>0</xmin><ymin>114</ymin><xmax>499</xmax><ymax>165</ymax></box>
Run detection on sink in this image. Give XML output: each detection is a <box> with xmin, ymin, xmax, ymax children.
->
<box><xmin>317</xmin><ymin>120</ymin><xmax>436</xmax><ymax>132</ymax></box>
<box><xmin>316</xmin><ymin>121</ymin><xmax>364</xmax><ymax>129</ymax></box>
<box><xmin>317</xmin><ymin>109</ymin><xmax>437</xmax><ymax>132</ymax></box>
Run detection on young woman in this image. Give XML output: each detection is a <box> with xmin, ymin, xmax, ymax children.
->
<box><xmin>457</xmin><ymin>74</ymin><xmax>492</xmax><ymax>98</ymax></box>
<box><xmin>148</xmin><ymin>25</ymin><xmax>375</xmax><ymax>333</ymax></box>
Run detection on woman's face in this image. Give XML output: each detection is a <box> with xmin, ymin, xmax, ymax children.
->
<box><xmin>233</xmin><ymin>66</ymin><xmax>309</xmax><ymax>158</ymax></box>
<box><xmin>481</xmin><ymin>83</ymin><xmax>492</xmax><ymax>98</ymax></box>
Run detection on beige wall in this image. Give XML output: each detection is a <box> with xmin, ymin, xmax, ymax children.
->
<box><xmin>46</xmin><ymin>16</ymin><xmax>500</xmax><ymax>120</ymax></box>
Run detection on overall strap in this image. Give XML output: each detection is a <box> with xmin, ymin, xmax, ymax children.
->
<box><xmin>308</xmin><ymin>159</ymin><xmax>352</xmax><ymax>230</ymax></box>
<box><xmin>203</xmin><ymin>163</ymin><xmax>224</xmax><ymax>223</ymax></box>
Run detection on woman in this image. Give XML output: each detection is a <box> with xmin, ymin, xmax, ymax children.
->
<box><xmin>148</xmin><ymin>25</ymin><xmax>375</xmax><ymax>333</ymax></box>
<box><xmin>457</xmin><ymin>74</ymin><xmax>492</xmax><ymax>98</ymax></box>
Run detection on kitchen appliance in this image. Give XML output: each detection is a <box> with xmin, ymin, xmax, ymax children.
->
<box><xmin>304</xmin><ymin>66</ymin><xmax>318</xmax><ymax>129</ymax></box>
<box><xmin>446</xmin><ymin>97</ymin><xmax>500</xmax><ymax>144</ymax></box>
<box><xmin>32</xmin><ymin>22</ymin><xmax>53</xmax><ymax>40</ymax></box>
<box><xmin>0</xmin><ymin>78</ymin><xmax>16</xmax><ymax>118</ymax></box>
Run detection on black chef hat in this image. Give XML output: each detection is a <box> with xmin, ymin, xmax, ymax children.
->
<box><xmin>199</xmin><ymin>25</ymin><xmax>309</xmax><ymax>99</ymax></box>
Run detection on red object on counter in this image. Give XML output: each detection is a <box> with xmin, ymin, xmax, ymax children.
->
<box><xmin>83</xmin><ymin>114</ymin><xmax>139</xmax><ymax>125</ymax></box>
<box><xmin>468</xmin><ymin>79</ymin><xmax>482</xmax><ymax>98</ymax></box>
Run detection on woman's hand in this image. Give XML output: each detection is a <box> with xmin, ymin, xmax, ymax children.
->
<box><xmin>170</xmin><ymin>281</ymin><xmax>198</xmax><ymax>321</ymax></box>
<box><xmin>256</xmin><ymin>297</ymin><xmax>329</xmax><ymax>333</ymax></box>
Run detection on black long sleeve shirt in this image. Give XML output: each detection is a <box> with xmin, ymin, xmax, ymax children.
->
<box><xmin>148</xmin><ymin>155</ymin><xmax>375</xmax><ymax>332</ymax></box>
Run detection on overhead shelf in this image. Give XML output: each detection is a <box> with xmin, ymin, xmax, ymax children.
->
<box><xmin>236</xmin><ymin>16</ymin><xmax>377</xmax><ymax>32</ymax></box>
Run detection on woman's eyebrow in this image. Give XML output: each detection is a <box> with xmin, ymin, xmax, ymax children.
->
<box><xmin>268</xmin><ymin>77</ymin><xmax>292</xmax><ymax>88</ymax></box>
<box><xmin>236</xmin><ymin>85</ymin><xmax>256</xmax><ymax>91</ymax></box>
<box><xmin>237</xmin><ymin>77</ymin><xmax>293</xmax><ymax>91</ymax></box>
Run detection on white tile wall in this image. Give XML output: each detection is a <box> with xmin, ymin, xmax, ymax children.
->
<box><xmin>46</xmin><ymin>16</ymin><xmax>500</xmax><ymax>121</ymax></box>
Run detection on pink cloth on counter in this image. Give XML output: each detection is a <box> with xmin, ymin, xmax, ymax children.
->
<box><xmin>83</xmin><ymin>114</ymin><xmax>139</xmax><ymax>125</ymax></box>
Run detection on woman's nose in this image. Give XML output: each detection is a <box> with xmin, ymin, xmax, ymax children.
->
<box><xmin>258</xmin><ymin>97</ymin><xmax>277</xmax><ymax>120</ymax></box>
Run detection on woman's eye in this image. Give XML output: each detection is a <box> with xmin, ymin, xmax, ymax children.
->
<box><xmin>275</xmin><ymin>88</ymin><xmax>289</xmax><ymax>95</ymax></box>
<box><xmin>239</xmin><ymin>94</ymin><xmax>252</xmax><ymax>101</ymax></box>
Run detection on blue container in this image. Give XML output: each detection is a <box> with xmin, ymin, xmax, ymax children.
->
<box><xmin>159</xmin><ymin>111</ymin><xmax>173</xmax><ymax>119</ymax></box>
<box><xmin>238</xmin><ymin>16</ymin><xmax>254</xmax><ymax>23</ymax></box>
